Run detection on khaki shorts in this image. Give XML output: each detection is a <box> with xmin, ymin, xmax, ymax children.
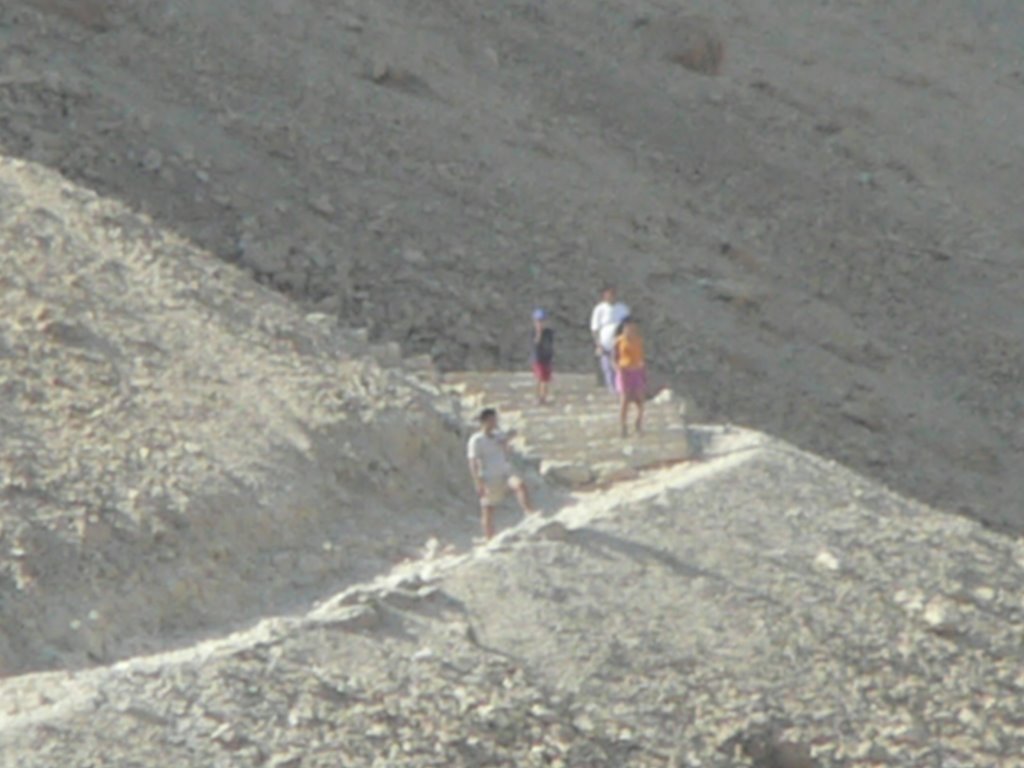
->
<box><xmin>480</xmin><ymin>474</ymin><xmax>523</xmax><ymax>507</ymax></box>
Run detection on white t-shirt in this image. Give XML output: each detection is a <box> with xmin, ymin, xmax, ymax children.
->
<box><xmin>467</xmin><ymin>430</ymin><xmax>512</xmax><ymax>481</ymax></box>
<box><xmin>590</xmin><ymin>300</ymin><xmax>630</xmax><ymax>351</ymax></box>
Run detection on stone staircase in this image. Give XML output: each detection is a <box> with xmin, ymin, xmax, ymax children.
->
<box><xmin>305</xmin><ymin>320</ymin><xmax>694</xmax><ymax>489</ymax></box>
<box><xmin>443</xmin><ymin>371</ymin><xmax>693</xmax><ymax>487</ymax></box>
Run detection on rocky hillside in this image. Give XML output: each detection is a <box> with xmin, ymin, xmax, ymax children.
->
<box><xmin>0</xmin><ymin>2</ymin><xmax>1022</xmax><ymax>756</ymax></box>
<box><xmin>0</xmin><ymin>156</ymin><xmax>477</xmax><ymax>676</ymax></box>
<box><xmin>2</xmin><ymin>0</ymin><xmax>1023</xmax><ymax>531</ymax></box>
<box><xmin>3</xmin><ymin>437</ymin><xmax>1022</xmax><ymax>767</ymax></box>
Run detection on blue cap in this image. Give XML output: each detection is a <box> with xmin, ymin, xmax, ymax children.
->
<box><xmin>532</xmin><ymin>308</ymin><xmax>547</xmax><ymax>321</ymax></box>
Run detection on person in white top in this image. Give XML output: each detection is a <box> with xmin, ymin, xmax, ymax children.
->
<box><xmin>466</xmin><ymin>408</ymin><xmax>537</xmax><ymax>540</ymax></box>
<box><xmin>590</xmin><ymin>285</ymin><xmax>630</xmax><ymax>393</ymax></box>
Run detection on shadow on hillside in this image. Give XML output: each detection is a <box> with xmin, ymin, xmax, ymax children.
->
<box><xmin>0</xmin><ymin>381</ymin><xmax>487</xmax><ymax>676</ymax></box>
<box><xmin>0</xmin><ymin>414</ymin><xmax>585</xmax><ymax>677</ymax></box>
<box><xmin>571</xmin><ymin>527</ymin><xmax>784</xmax><ymax>609</ymax></box>
<box><xmin>576</xmin><ymin>527</ymin><xmax>716</xmax><ymax>580</ymax></box>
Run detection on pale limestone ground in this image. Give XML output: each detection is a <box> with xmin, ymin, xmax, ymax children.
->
<box><xmin>2</xmin><ymin>436</ymin><xmax>1021</xmax><ymax>767</ymax></box>
<box><xmin>0</xmin><ymin>156</ymin><xmax>475</xmax><ymax>675</ymax></box>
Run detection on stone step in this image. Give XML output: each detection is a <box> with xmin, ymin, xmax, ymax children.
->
<box><xmin>505</xmin><ymin>420</ymin><xmax>683</xmax><ymax>439</ymax></box>
<box><xmin>535</xmin><ymin>441</ymin><xmax>693</xmax><ymax>486</ymax></box>
<box><xmin>447</xmin><ymin>370</ymin><xmax>595</xmax><ymax>384</ymax></box>
<box><xmin>500</xmin><ymin>403</ymin><xmax>682</xmax><ymax>426</ymax></box>
<box><xmin>445</xmin><ymin>372</ymin><xmax>599</xmax><ymax>394</ymax></box>
<box><xmin>537</xmin><ymin>440</ymin><xmax>691</xmax><ymax>467</ymax></box>
<box><xmin>483</xmin><ymin>392</ymin><xmax>611</xmax><ymax>405</ymax></box>
<box><xmin>462</xmin><ymin>399</ymin><xmax>624</xmax><ymax>420</ymax></box>
<box><xmin>512</xmin><ymin>411</ymin><xmax>688</xmax><ymax>436</ymax></box>
<box><xmin>485</xmin><ymin>383</ymin><xmax>613</xmax><ymax>396</ymax></box>
<box><xmin>520</xmin><ymin>430</ymin><xmax>688</xmax><ymax>454</ymax></box>
<box><xmin>455</xmin><ymin>388</ymin><xmax>606</xmax><ymax>406</ymax></box>
<box><xmin>507</xmin><ymin>421</ymin><xmax>689</xmax><ymax>456</ymax></box>
<box><xmin>404</xmin><ymin>353</ymin><xmax>438</xmax><ymax>378</ymax></box>
<box><xmin>471</xmin><ymin>389</ymin><xmax>680</xmax><ymax>409</ymax></box>
<box><xmin>448</xmin><ymin>369</ymin><xmax>695</xmax><ymax>488</ymax></box>
<box><xmin>495</xmin><ymin>394</ymin><xmax>622</xmax><ymax>409</ymax></box>
<box><xmin>520</xmin><ymin>429</ymin><xmax>690</xmax><ymax>456</ymax></box>
<box><xmin>485</xmin><ymin>405</ymin><xmax>621</xmax><ymax>423</ymax></box>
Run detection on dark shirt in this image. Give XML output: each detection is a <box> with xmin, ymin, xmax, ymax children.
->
<box><xmin>530</xmin><ymin>327</ymin><xmax>555</xmax><ymax>364</ymax></box>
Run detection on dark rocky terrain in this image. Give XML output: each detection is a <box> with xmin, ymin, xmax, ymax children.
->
<box><xmin>1</xmin><ymin>1</ymin><xmax>1023</xmax><ymax>765</ymax></box>
<box><xmin>2</xmin><ymin>0</ymin><xmax>1023</xmax><ymax>531</ymax></box>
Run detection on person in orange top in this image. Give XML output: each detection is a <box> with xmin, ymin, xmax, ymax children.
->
<box><xmin>613</xmin><ymin>318</ymin><xmax>647</xmax><ymax>437</ymax></box>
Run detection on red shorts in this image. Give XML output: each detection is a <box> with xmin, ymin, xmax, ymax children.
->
<box><xmin>532</xmin><ymin>362</ymin><xmax>552</xmax><ymax>382</ymax></box>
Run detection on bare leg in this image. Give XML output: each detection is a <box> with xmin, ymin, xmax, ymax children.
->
<box><xmin>635</xmin><ymin>398</ymin><xmax>644</xmax><ymax>434</ymax></box>
<box><xmin>619</xmin><ymin>394</ymin><xmax>629</xmax><ymax>437</ymax></box>
<box><xmin>480</xmin><ymin>505</ymin><xmax>495</xmax><ymax>540</ymax></box>
<box><xmin>601</xmin><ymin>353</ymin><xmax>617</xmax><ymax>394</ymax></box>
<box><xmin>513</xmin><ymin>482</ymin><xmax>537</xmax><ymax>515</ymax></box>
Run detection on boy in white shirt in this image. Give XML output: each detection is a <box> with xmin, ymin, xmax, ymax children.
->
<box><xmin>590</xmin><ymin>285</ymin><xmax>630</xmax><ymax>393</ymax></box>
<box><xmin>467</xmin><ymin>408</ymin><xmax>537</xmax><ymax>540</ymax></box>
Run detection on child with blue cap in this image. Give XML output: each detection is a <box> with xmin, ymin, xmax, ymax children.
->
<box><xmin>530</xmin><ymin>308</ymin><xmax>555</xmax><ymax>404</ymax></box>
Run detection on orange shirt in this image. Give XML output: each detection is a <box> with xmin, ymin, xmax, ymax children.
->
<box><xmin>616</xmin><ymin>334</ymin><xmax>645</xmax><ymax>369</ymax></box>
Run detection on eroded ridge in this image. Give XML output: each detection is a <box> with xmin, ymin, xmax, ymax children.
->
<box><xmin>3</xmin><ymin>439</ymin><xmax>1022</xmax><ymax>767</ymax></box>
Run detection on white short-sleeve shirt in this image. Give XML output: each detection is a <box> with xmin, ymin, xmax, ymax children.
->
<box><xmin>590</xmin><ymin>301</ymin><xmax>631</xmax><ymax>351</ymax></box>
<box><xmin>467</xmin><ymin>430</ymin><xmax>512</xmax><ymax>480</ymax></box>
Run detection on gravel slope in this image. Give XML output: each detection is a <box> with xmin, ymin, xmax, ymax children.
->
<box><xmin>1</xmin><ymin>0</ymin><xmax>1023</xmax><ymax>530</ymax></box>
<box><xmin>0</xmin><ymin>156</ymin><xmax>473</xmax><ymax>675</ymax></box>
<box><xmin>3</xmin><ymin>437</ymin><xmax>1021</xmax><ymax>766</ymax></box>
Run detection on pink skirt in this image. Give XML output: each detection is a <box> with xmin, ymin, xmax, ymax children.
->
<box><xmin>616</xmin><ymin>367</ymin><xmax>647</xmax><ymax>399</ymax></box>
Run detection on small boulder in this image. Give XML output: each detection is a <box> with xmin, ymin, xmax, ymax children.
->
<box><xmin>922</xmin><ymin>596</ymin><xmax>959</xmax><ymax>635</ymax></box>
<box><xmin>639</xmin><ymin>15</ymin><xmax>724</xmax><ymax>76</ymax></box>
<box><xmin>593</xmin><ymin>461</ymin><xmax>639</xmax><ymax>484</ymax></box>
<box><xmin>141</xmin><ymin>149</ymin><xmax>163</xmax><ymax>172</ymax></box>
<box><xmin>308</xmin><ymin>194</ymin><xmax>335</xmax><ymax>216</ymax></box>
<box><xmin>813</xmin><ymin>550</ymin><xmax>840</xmax><ymax>572</ymax></box>
<box><xmin>540</xmin><ymin>461</ymin><xmax>594</xmax><ymax>487</ymax></box>
<box><xmin>533</xmin><ymin>521</ymin><xmax>570</xmax><ymax>542</ymax></box>
<box><xmin>311</xmin><ymin>603</ymin><xmax>379</xmax><ymax>632</ymax></box>
<box><xmin>650</xmin><ymin>388</ymin><xmax>674</xmax><ymax>405</ymax></box>
<box><xmin>402</xmin><ymin>247</ymin><xmax>427</xmax><ymax>266</ymax></box>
